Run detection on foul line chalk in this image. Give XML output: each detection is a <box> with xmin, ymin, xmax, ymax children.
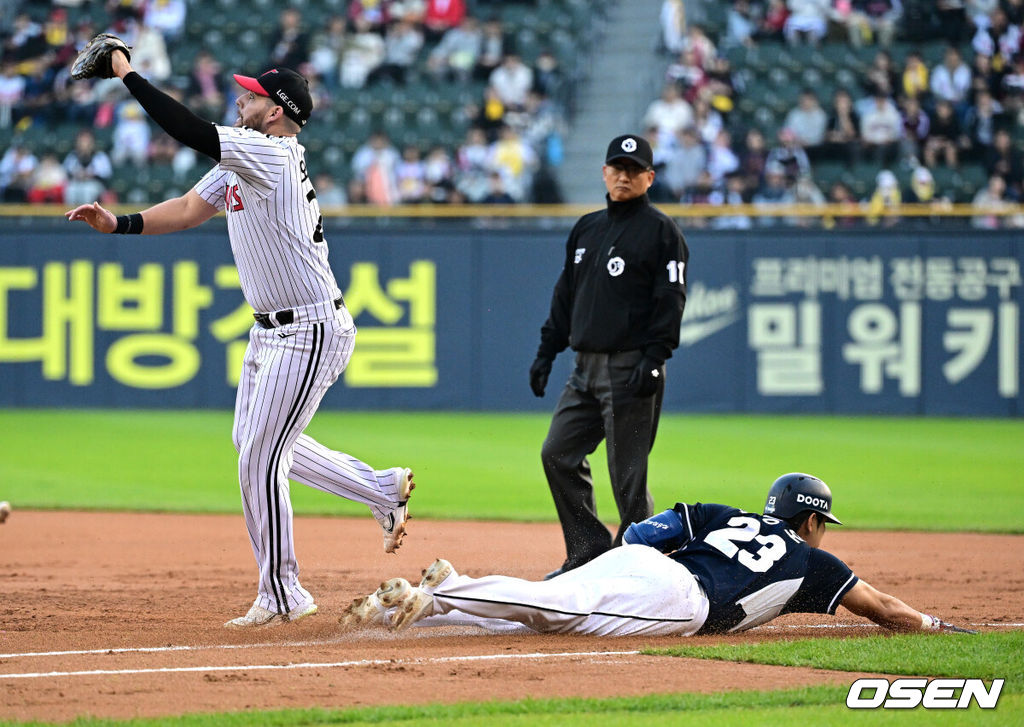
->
<box><xmin>0</xmin><ymin>650</ymin><xmax>640</xmax><ymax>680</ymax></box>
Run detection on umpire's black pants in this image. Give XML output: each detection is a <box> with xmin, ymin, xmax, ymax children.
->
<box><xmin>541</xmin><ymin>350</ymin><xmax>664</xmax><ymax>567</ymax></box>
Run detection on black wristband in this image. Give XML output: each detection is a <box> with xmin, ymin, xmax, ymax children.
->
<box><xmin>114</xmin><ymin>213</ymin><xmax>144</xmax><ymax>234</ymax></box>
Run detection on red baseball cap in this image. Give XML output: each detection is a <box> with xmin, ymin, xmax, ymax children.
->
<box><xmin>233</xmin><ymin>67</ymin><xmax>312</xmax><ymax>126</ymax></box>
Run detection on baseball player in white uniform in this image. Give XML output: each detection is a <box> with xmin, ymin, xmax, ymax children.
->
<box><xmin>66</xmin><ymin>49</ymin><xmax>415</xmax><ymax>627</ymax></box>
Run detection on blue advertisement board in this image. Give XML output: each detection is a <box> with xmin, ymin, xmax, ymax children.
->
<box><xmin>1</xmin><ymin>223</ymin><xmax>1021</xmax><ymax>415</ymax></box>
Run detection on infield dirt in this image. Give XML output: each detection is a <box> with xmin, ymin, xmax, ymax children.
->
<box><xmin>1</xmin><ymin>512</ymin><xmax>1021</xmax><ymax>722</ymax></box>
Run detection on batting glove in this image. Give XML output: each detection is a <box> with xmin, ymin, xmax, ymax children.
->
<box><xmin>627</xmin><ymin>357</ymin><xmax>662</xmax><ymax>398</ymax></box>
<box><xmin>529</xmin><ymin>357</ymin><xmax>552</xmax><ymax>397</ymax></box>
<box><xmin>923</xmin><ymin>614</ymin><xmax>978</xmax><ymax>634</ymax></box>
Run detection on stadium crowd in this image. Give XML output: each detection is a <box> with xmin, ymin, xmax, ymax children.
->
<box><xmin>0</xmin><ymin>0</ymin><xmax>570</xmax><ymax>206</ymax></box>
<box><xmin>649</xmin><ymin>0</ymin><xmax>1024</xmax><ymax>227</ymax></box>
<box><xmin>2</xmin><ymin>0</ymin><xmax>1024</xmax><ymax>227</ymax></box>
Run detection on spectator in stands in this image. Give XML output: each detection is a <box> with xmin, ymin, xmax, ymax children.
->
<box><xmin>455</xmin><ymin>126</ymin><xmax>491</xmax><ymax>202</ymax></box>
<box><xmin>707</xmin><ymin>128</ymin><xmax>740</xmax><ymax>184</ymax></box>
<box><xmin>924</xmin><ymin>98</ymin><xmax>969</xmax><ymax>167</ymax></box>
<box><xmin>18</xmin><ymin>62</ymin><xmax>58</xmax><ymax>127</ymax></box>
<box><xmin>0</xmin><ymin>61</ymin><xmax>26</xmax><ymax>129</ymax></box>
<box><xmin>784</xmin><ymin>0</ymin><xmax>831</xmax><ymax>46</ymax></box>
<box><xmin>965</xmin><ymin>0</ymin><xmax>1000</xmax><ymax>32</ymax></box>
<box><xmin>999</xmin><ymin>54</ymin><xmax>1024</xmax><ymax>117</ymax></box>
<box><xmin>481</xmin><ymin>171</ymin><xmax>515</xmax><ymax>203</ymax></box>
<box><xmin>859</xmin><ymin>89</ymin><xmax>903</xmax><ymax>165</ymax></box>
<box><xmin>766</xmin><ymin>127</ymin><xmax>812</xmax><ymax>185</ymax></box>
<box><xmin>821</xmin><ymin>88</ymin><xmax>862</xmax><ymax>164</ymax></box>
<box><xmin>691</xmin><ymin>95</ymin><xmax>724</xmax><ymax>146</ymax></box>
<box><xmin>964</xmin><ymin>88</ymin><xmax>1005</xmax><ymax>155</ymax></box>
<box><xmin>969</xmin><ymin>52</ymin><xmax>1001</xmax><ymax>102</ymax></box>
<box><xmin>660</xmin><ymin>0</ymin><xmax>687</xmax><ymax>54</ymax></box>
<box><xmin>664</xmin><ymin>126</ymin><xmax>707</xmax><ymax>199</ymax></box>
<box><xmin>724</xmin><ymin>0</ymin><xmax>758</xmax><ymax>48</ymax></box>
<box><xmin>643</xmin><ymin>83</ymin><xmax>694</xmax><ymax>149</ymax></box>
<box><xmin>971</xmin><ymin>6</ymin><xmax>1020</xmax><ymax>62</ymax></box>
<box><xmin>143</xmin><ymin>0</ymin><xmax>186</xmax><ymax>42</ymax></box>
<box><xmin>340</xmin><ymin>16</ymin><xmax>387</xmax><ymax>89</ymax></box>
<box><xmin>665</xmin><ymin>48</ymin><xmax>708</xmax><ymax>104</ymax></box>
<box><xmin>900</xmin><ymin>94</ymin><xmax>931</xmax><ymax>160</ymax></box>
<box><xmin>352</xmin><ymin>131</ymin><xmax>400</xmax><ymax>205</ymax></box>
<box><xmin>521</xmin><ymin>89</ymin><xmax>567</xmax><ymax>167</ymax></box>
<box><xmin>1005</xmin><ymin>0</ymin><xmax>1024</xmax><ymax>24</ymax></box>
<box><xmin>62</xmin><ymin>129</ymin><xmax>112</xmax><ymax>206</ymax></box>
<box><xmin>396</xmin><ymin>144</ymin><xmax>428</xmax><ymax>203</ymax></box>
<box><xmin>930</xmin><ymin>45</ymin><xmax>973</xmax><ymax>113</ymax></box>
<box><xmin>310</xmin><ymin>15</ymin><xmax>349</xmax><ymax>89</ymax></box>
<box><xmin>112</xmin><ymin>100</ymin><xmax>151</xmax><ymax>167</ymax></box>
<box><xmin>709</xmin><ymin>173</ymin><xmax>752</xmax><ymax>229</ymax></box>
<box><xmin>532</xmin><ymin>51</ymin><xmax>565</xmax><ymax>107</ymax></box>
<box><xmin>423</xmin><ymin>0</ymin><xmax>467</xmax><ymax>43</ymax></box>
<box><xmin>124</xmin><ymin>17</ymin><xmax>171</xmax><ymax>83</ymax></box>
<box><xmin>489</xmin><ymin>53</ymin><xmax>534</xmax><ymax>111</ymax></box>
<box><xmin>347</xmin><ymin>0</ymin><xmax>394</xmax><ymax>33</ymax></box>
<box><xmin>971</xmin><ymin>173</ymin><xmax>1024</xmax><ymax>228</ymax></box>
<box><xmin>186</xmin><ymin>51</ymin><xmax>226</xmax><ymax>125</ymax></box>
<box><xmin>682</xmin><ymin>170</ymin><xmax>717</xmax><ymax>227</ymax></box>
<box><xmin>423</xmin><ymin>144</ymin><xmax>456</xmax><ymax>202</ymax></box>
<box><xmin>488</xmin><ymin>123</ymin><xmax>537</xmax><ymax>202</ymax></box>
<box><xmin>845</xmin><ymin>0</ymin><xmax>903</xmax><ymax>47</ymax></box>
<box><xmin>823</xmin><ymin>180</ymin><xmax>861</xmax><ymax>229</ymax></box>
<box><xmin>866</xmin><ymin>169</ymin><xmax>901</xmax><ymax>227</ymax></box>
<box><xmin>985</xmin><ymin>128</ymin><xmax>1023</xmax><ymax>195</ymax></box>
<box><xmin>314</xmin><ymin>172</ymin><xmax>348</xmax><ymax>207</ymax></box>
<box><xmin>475</xmin><ymin>18</ymin><xmax>506</xmax><ymax>82</ymax></box>
<box><xmin>784</xmin><ymin>89</ymin><xmax>828</xmax><ymax>151</ymax></box>
<box><xmin>752</xmin><ymin>160</ymin><xmax>796</xmax><ymax>226</ymax></box>
<box><xmin>269</xmin><ymin>8</ymin><xmax>310</xmax><ymax>70</ymax></box>
<box><xmin>6</xmin><ymin>13</ymin><xmax>46</xmax><ymax>63</ymax></box>
<box><xmin>371</xmin><ymin>17</ymin><xmax>425</xmax><ymax>85</ymax></box>
<box><xmin>900</xmin><ymin>50</ymin><xmax>929</xmax><ymax>100</ymax></box>
<box><xmin>427</xmin><ymin>16</ymin><xmax>482</xmax><ymax>83</ymax></box>
<box><xmin>738</xmin><ymin>127</ymin><xmax>769</xmax><ymax>192</ymax></box>
<box><xmin>26</xmin><ymin>152</ymin><xmax>67</xmax><ymax>204</ymax></box>
<box><xmin>791</xmin><ymin>173</ymin><xmax>827</xmax><ymax>227</ymax></box>
<box><xmin>904</xmin><ymin>165</ymin><xmax>953</xmax><ymax>212</ymax></box>
<box><xmin>0</xmin><ymin>142</ymin><xmax>37</xmax><ymax>203</ymax></box>
<box><xmin>682</xmin><ymin>25</ymin><xmax>718</xmax><ymax>70</ymax></box>
<box><xmin>757</xmin><ymin>0</ymin><xmax>791</xmax><ymax>41</ymax></box>
<box><xmin>862</xmin><ymin>49</ymin><xmax>900</xmax><ymax>100</ymax></box>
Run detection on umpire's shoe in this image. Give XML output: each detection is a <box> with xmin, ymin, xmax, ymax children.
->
<box><xmin>543</xmin><ymin>552</ymin><xmax>604</xmax><ymax>580</ymax></box>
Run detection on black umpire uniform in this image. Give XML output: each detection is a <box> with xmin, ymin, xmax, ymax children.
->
<box><xmin>530</xmin><ymin>134</ymin><xmax>689</xmax><ymax>579</ymax></box>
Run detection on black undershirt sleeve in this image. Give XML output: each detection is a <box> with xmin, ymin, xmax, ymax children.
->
<box><xmin>122</xmin><ymin>71</ymin><xmax>221</xmax><ymax>162</ymax></box>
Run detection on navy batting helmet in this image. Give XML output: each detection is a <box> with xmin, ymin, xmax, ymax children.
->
<box><xmin>763</xmin><ymin>473</ymin><xmax>842</xmax><ymax>525</ymax></box>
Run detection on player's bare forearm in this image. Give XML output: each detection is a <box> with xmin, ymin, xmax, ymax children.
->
<box><xmin>841</xmin><ymin>579</ymin><xmax>965</xmax><ymax>633</ymax></box>
<box><xmin>138</xmin><ymin>191</ymin><xmax>219</xmax><ymax>234</ymax></box>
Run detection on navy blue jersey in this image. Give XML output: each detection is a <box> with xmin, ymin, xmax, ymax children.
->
<box><xmin>624</xmin><ymin>503</ymin><xmax>858</xmax><ymax>634</ymax></box>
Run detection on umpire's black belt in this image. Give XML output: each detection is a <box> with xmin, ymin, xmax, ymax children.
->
<box><xmin>254</xmin><ymin>296</ymin><xmax>344</xmax><ymax>329</ymax></box>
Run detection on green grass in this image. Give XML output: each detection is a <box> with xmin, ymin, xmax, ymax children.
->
<box><xmin>1</xmin><ymin>410</ymin><xmax>1022</xmax><ymax>531</ymax></box>
<box><xmin>2</xmin><ymin>688</ymin><xmax>1020</xmax><ymax>726</ymax></box>
<box><xmin>647</xmin><ymin>631</ymin><xmax>1024</xmax><ymax>688</ymax></box>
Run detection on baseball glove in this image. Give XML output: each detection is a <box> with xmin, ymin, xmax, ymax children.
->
<box><xmin>70</xmin><ymin>33</ymin><xmax>131</xmax><ymax>80</ymax></box>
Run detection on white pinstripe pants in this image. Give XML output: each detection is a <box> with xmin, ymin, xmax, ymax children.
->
<box><xmin>232</xmin><ymin>308</ymin><xmax>405</xmax><ymax>615</ymax></box>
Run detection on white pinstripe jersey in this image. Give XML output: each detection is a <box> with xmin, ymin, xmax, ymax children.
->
<box><xmin>193</xmin><ymin>125</ymin><xmax>340</xmax><ymax>313</ymax></box>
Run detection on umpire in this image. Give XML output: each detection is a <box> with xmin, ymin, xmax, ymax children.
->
<box><xmin>530</xmin><ymin>133</ymin><xmax>689</xmax><ymax>580</ymax></box>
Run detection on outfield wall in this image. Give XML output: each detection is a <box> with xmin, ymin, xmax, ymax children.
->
<box><xmin>1</xmin><ymin>222</ymin><xmax>1021</xmax><ymax>415</ymax></box>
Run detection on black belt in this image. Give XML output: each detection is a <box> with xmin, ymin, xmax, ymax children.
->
<box><xmin>253</xmin><ymin>297</ymin><xmax>343</xmax><ymax>329</ymax></box>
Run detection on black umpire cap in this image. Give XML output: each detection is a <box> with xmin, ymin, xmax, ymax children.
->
<box><xmin>605</xmin><ymin>134</ymin><xmax>654</xmax><ymax>170</ymax></box>
<box><xmin>233</xmin><ymin>68</ymin><xmax>313</xmax><ymax>127</ymax></box>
